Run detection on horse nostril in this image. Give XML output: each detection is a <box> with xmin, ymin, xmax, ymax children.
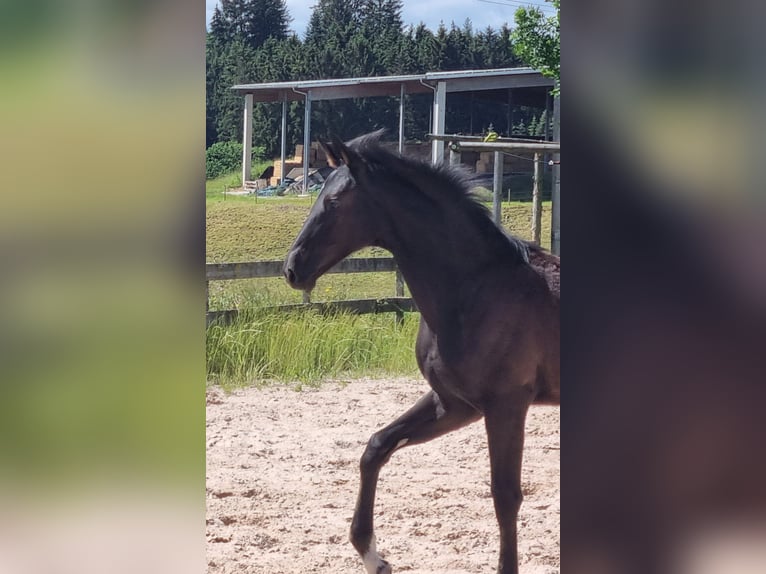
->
<box><xmin>286</xmin><ymin>267</ymin><xmax>296</xmax><ymax>285</ymax></box>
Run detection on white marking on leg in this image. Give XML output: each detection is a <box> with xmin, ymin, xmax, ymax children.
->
<box><xmin>362</xmin><ymin>535</ymin><xmax>386</xmax><ymax>574</ymax></box>
<box><xmin>395</xmin><ymin>438</ymin><xmax>408</xmax><ymax>449</ymax></box>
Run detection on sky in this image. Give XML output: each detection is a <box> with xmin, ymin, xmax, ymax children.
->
<box><xmin>205</xmin><ymin>0</ymin><xmax>555</xmax><ymax>38</ymax></box>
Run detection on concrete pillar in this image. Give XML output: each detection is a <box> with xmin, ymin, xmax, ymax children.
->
<box><xmin>280</xmin><ymin>96</ymin><xmax>288</xmax><ymax>185</ymax></box>
<box><xmin>431</xmin><ymin>81</ymin><xmax>446</xmax><ymax>164</ymax></box>
<box><xmin>398</xmin><ymin>84</ymin><xmax>405</xmax><ymax>154</ymax></box>
<box><xmin>241</xmin><ymin>93</ymin><xmax>253</xmax><ymax>185</ymax></box>
<box><xmin>303</xmin><ymin>91</ymin><xmax>311</xmax><ymax>194</ymax></box>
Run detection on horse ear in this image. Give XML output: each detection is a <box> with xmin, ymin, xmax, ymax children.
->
<box><xmin>330</xmin><ymin>135</ymin><xmax>361</xmax><ymax>170</ymax></box>
<box><xmin>318</xmin><ymin>139</ymin><xmax>340</xmax><ymax>169</ymax></box>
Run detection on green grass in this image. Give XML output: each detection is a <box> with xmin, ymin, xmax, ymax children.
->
<box><xmin>207</xmin><ymin>308</ymin><xmax>420</xmax><ymax>387</ymax></box>
<box><xmin>206</xmin><ymin>169</ymin><xmax>553</xmax><ymax>385</ymax></box>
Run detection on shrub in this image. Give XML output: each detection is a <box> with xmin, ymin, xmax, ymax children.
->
<box><xmin>206</xmin><ymin>141</ymin><xmax>243</xmax><ymax>179</ymax></box>
<box><xmin>206</xmin><ymin>142</ymin><xmax>268</xmax><ymax>179</ymax></box>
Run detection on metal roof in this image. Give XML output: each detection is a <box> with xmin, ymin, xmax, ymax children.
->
<box><xmin>232</xmin><ymin>67</ymin><xmax>554</xmax><ymax>103</ymax></box>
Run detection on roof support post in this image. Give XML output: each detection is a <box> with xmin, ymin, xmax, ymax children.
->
<box><xmin>551</xmin><ymin>90</ymin><xmax>561</xmax><ymax>255</ymax></box>
<box><xmin>470</xmin><ymin>92</ymin><xmax>474</xmax><ymax>134</ymax></box>
<box><xmin>241</xmin><ymin>93</ymin><xmax>253</xmax><ymax>186</ymax></box>
<box><xmin>398</xmin><ymin>83</ymin><xmax>405</xmax><ymax>154</ymax></box>
<box><xmin>280</xmin><ymin>95</ymin><xmax>288</xmax><ymax>185</ymax></box>
<box><xmin>303</xmin><ymin>90</ymin><xmax>312</xmax><ymax>194</ymax></box>
<box><xmin>431</xmin><ymin>81</ymin><xmax>446</xmax><ymax>164</ymax></box>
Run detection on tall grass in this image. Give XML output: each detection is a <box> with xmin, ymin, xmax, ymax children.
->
<box><xmin>206</xmin><ymin>307</ymin><xmax>420</xmax><ymax>387</ymax></box>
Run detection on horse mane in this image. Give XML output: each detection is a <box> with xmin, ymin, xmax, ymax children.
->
<box><xmin>346</xmin><ymin>130</ymin><xmax>530</xmax><ymax>265</ymax></box>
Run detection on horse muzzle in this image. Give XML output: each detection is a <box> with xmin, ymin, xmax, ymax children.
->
<box><xmin>283</xmin><ymin>248</ymin><xmax>317</xmax><ymax>291</ymax></box>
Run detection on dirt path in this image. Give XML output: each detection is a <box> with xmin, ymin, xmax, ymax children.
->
<box><xmin>206</xmin><ymin>378</ymin><xmax>559</xmax><ymax>573</ymax></box>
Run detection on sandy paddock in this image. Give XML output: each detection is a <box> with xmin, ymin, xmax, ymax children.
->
<box><xmin>206</xmin><ymin>378</ymin><xmax>559</xmax><ymax>573</ymax></box>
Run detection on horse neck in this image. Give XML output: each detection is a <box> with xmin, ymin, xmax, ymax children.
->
<box><xmin>376</xmin><ymin>188</ymin><xmax>499</xmax><ymax>333</ymax></box>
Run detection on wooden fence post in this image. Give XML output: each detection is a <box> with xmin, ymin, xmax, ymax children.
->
<box><xmin>395</xmin><ymin>266</ymin><xmax>405</xmax><ymax>325</ymax></box>
<box><xmin>532</xmin><ymin>153</ymin><xmax>542</xmax><ymax>245</ymax></box>
<box><xmin>551</xmin><ymin>92</ymin><xmax>561</xmax><ymax>255</ymax></box>
<box><xmin>492</xmin><ymin>151</ymin><xmax>503</xmax><ymax>225</ymax></box>
<box><xmin>449</xmin><ymin>145</ymin><xmax>461</xmax><ymax>167</ymax></box>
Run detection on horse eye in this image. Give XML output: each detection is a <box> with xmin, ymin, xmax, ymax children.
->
<box><xmin>325</xmin><ymin>196</ymin><xmax>340</xmax><ymax>209</ymax></box>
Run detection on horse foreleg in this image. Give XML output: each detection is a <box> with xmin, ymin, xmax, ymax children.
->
<box><xmin>350</xmin><ymin>389</ymin><xmax>480</xmax><ymax>574</ymax></box>
<box><xmin>484</xmin><ymin>396</ymin><xmax>532</xmax><ymax>574</ymax></box>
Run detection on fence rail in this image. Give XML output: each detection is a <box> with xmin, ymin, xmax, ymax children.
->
<box><xmin>206</xmin><ymin>257</ymin><xmax>414</xmax><ymax>325</ymax></box>
<box><xmin>206</xmin><ymin>257</ymin><xmax>398</xmax><ymax>281</ymax></box>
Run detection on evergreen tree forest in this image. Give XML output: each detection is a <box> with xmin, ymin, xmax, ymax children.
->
<box><xmin>206</xmin><ymin>0</ymin><xmax>556</xmax><ymax>159</ymax></box>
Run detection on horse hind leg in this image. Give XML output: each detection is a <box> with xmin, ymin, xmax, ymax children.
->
<box><xmin>350</xmin><ymin>389</ymin><xmax>480</xmax><ymax>574</ymax></box>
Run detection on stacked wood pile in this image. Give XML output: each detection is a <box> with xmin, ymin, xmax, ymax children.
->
<box><xmin>269</xmin><ymin>160</ymin><xmax>301</xmax><ymax>186</ymax></box>
<box><xmin>243</xmin><ymin>179</ymin><xmax>269</xmax><ymax>193</ymax></box>
<box><xmin>269</xmin><ymin>142</ymin><xmax>330</xmax><ymax>186</ymax></box>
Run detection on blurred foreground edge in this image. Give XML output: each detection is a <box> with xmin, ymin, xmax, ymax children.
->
<box><xmin>563</xmin><ymin>88</ymin><xmax>766</xmax><ymax>574</ymax></box>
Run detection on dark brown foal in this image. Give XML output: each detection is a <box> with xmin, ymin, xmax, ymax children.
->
<box><xmin>284</xmin><ymin>132</ymin><xmax>560</xmax><ymax>573</ymax></box>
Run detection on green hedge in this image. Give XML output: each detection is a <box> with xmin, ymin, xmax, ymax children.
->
<box><xmin>206</xmin><ymin>141</ymin><xmax>243</xmax><ymax>179</ymax></box>
<box><xmin>206</xmin><ymin>142</ymin><xmax>267</xmax><ymax>180</ymax></box>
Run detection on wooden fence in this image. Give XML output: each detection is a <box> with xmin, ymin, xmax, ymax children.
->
<box><xmin>206</xmin><ymin>257</ymin><xmax>416</xmax><ymax>325</ymax></box>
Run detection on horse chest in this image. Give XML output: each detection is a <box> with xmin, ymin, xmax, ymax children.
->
<box><xmin>417</xmin><ymin>327</ymin><xmax>484</xmax><ymax>406</ymax></box>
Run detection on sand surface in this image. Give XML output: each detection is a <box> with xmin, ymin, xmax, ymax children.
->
<box><xmin>206</xmin><ymin>378</ymin><xmax>559</xmax><ymax>573</ymax></box>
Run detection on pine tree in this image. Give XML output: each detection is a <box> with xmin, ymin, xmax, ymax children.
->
<box><xmin>361</xmin><ymin>0</ymin><xmax>405</xmax><ymax>74</ymax></box>
<box><xmin>536</xmin><ymin>110</ymin><xmax>548</xmax><ymax>136</ymax></box>
<box><xmin>206</xmin><ymin>6</ymin><xmax>231</xmax><ymax>147</ymax></box>
<box><xmin>220</xmin><ymin>0</ymin><xmax>248</xmax><ymax>41</ymax></box>
<box><xmin>434</xmin><ymin>23</ymin><xmax>449</xmax><ymax>69</ymax></box>
<box><xmin>209</xmin><ymin>5</ymin><xmax>230</xmax><ymax>48</ymax></box>
<box><xmin>304</xmin><ymin>0</ymin><xmax>366</xmax><ymax>78</ymax></box>
<box><xmin>396</xmin><ymin>25</ymin><xmax>418</xmax><ymax>73</ymax></box>
<box><xmin>215</xmin><ymin>38</ymin><xmax>259</xmax><ymax>143</ymax></box>
<box><xmin>528</xmin><ymin>115</ymin><xmax>538</xmax><ymax>136</ymax></box>
<box><xmin>207</xmin><ymin>0</ymin><xmax>293</xmax><ymax>149</ymax></box>
<box><xmin>214</xmin><ymin>0</ymin><xmax>291</xmax><ymax>50</ymax></box>
<box><xmin>206</xmin><ymin>38</ymin><xmax>222</xmax><ymax>147</ymax></box>
<box><xmin>413</xmin><ymin>23</ymin><xmax>438</xmax><ymax>72</ymax></box>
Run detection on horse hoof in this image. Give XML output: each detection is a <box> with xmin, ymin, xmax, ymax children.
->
<box><xmin>377</xmin><ymin>560</ymin><xmax>392</xmax><ymax>574</ymax></box>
